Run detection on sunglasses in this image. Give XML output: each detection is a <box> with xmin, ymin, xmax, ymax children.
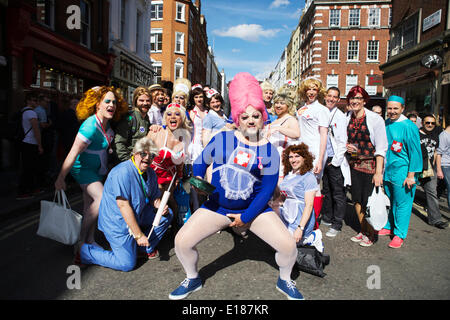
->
<box><xmin>425</xmin><ymin>122</ymin><xmax>436</xmax><ymax>125</ymax></box>
<box><xmin>139</xmin><ymin>152</ymin><xmax>152</xmax><ymax>158</ymax></box>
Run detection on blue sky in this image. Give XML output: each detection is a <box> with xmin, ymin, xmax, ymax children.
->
<box><xmin>202</xmin><ymin>0</ymin><xmax>306</xmax><ymax>82</ymax></box>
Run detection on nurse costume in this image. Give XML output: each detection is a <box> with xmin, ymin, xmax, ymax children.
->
<box><xmin>383</xmin><ymin>114</ymin><xmax>422</xmax><ymax>239</ymax></box>
<box><xmin>71</xmin><ymin>115</ymin><xmax>114</xmax><ymax>185</ymax></box>
<box><xmin>278</xmin><ymin>171</ymin><xmax>318</xmax><ymax>238</ymax></box>
<box><xmin>80</xmin><ymin>160</ymin><xmax>173</xmax><ymax>271</ymax></box>
<box><xmin>188</xmin><ymin>106</ymin><xmax>207</xmax><ymax>163</ymax></box>
<box><xmin>193</xmin><ymin>130</ymin><xmax>279</xmax><ymax>224</ymax></box>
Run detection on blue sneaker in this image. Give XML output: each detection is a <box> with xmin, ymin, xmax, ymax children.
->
<box><xmin>169</xmin><ymin>277</ymin><xmax>202</xmax><ymax>300</ymax></box>
<box><xmin>276</xmin><ymin>277</ymin><xmax>304</xmax><ymax>300</ymax></box>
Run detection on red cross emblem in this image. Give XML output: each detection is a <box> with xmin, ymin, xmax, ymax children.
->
<box><xmin>234</xmin><ymin>151</ymin><xmax>251</xmax><ymax>167</ymax></box>
<box><xmin>391</xmin><ymin>140</ymin><xmax>403</xmax><ymax>153</ymax></box>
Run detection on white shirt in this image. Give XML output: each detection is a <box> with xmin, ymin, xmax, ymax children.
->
<box><xmin>22</xmin><ymin>108</ymin><xmax>38</xmax><ymax>145</ymax></box>
<box><xmin>148</xmin><ymin>105</ymin><xmax>162</xmax><ymax>126</ymax></box>
<box><xmin>327</xmin><ymin>107</ymin><xmax>348</xmax><ymax>167</ymax></box>
<box><xmin>297</xmin><ymin>100</ymin><xmax>330</xmax><ymax>166</ymax></box>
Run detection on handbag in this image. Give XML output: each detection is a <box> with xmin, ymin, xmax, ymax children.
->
<box><xmin>365</xmin><ymin>186</ymin><xmax>390</xmax><ymax>231</ymax></box>
<box><xmin>37</xmin><ymin>190</ymin><xmax>82</xmax><ymax>245</ymax></box>
<box><xmin>295</xmin><ymin>245</ymin><xmax>330</xmax><ymax>278</ymax></box>
<box><xmin>420</xmin><ymin>158</ymin><xmax>434</xmax><ymax>179</ymax></box>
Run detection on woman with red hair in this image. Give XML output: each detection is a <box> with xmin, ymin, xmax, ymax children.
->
<box><xmin>55</xmin><ymin>86</ymin><xmax>128</xmax><ymax>248</ymax></box>
<box><xmin>169</xmin><ymin>72</ymin><xmax>303</xmax><ymax>301</ymax></box>
<box><xmin>345</xmin><ymin>85</ymin><xmax>388</xmax><ymax>247</ymax></box>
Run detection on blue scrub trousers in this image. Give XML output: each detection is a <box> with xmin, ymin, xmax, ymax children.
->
<box><xmin>383</xmin><ymin>181</ymin><xmax>416</xmax><ymax>239</ymax></box>
<box><xmin>80</xmin><ymin>209</ymin><xmax>173</xmax><ymax>272</ymax></box>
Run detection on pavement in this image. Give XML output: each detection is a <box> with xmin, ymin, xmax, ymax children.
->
<box><xmin>0</xmin><ymin>168</ymin><xmax>449</xmax><ymax>305</ymax></box>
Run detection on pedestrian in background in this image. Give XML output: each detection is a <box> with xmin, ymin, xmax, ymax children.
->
<box><xmin>77</xmin><ymin>137</ymin><xmax>172</xmax><ymax>270</ymax></box>
<box><xmin>381</xmin><ymin>96</ymin><xmax>423</xmax><ymax>248</ymax></box>
<box><xmin>260</xmin><ymin>80</ymin><xmax>277</xmax><ymax>123</ymax></box>
<box><xmin>345</xmin><ymin>86</ymin><xmax>387</xmax><ymax>247</ymax></box>
<box><xmin>418</xmin><ymin>114</ymin><xmax>448</xmax><ymax>229</ymax></box>
<box><xmin>55</xmin><ymin>86</ymin><xmax>128</xmax><ymax>247</ymax></box>
<box><xmin>371</xmin><ymin>105</ymin><xmax>383</xmax><ymax>117</ymax></box>
<box><xmin>436</xmin><ymin>116</ymin><xmax>450</xmax><ymax>209</ymax></box>
<box><xmin>16</xmin><ymin>92</ymin><xmax>44</xmax><ymax>200</ymax></box>
<box><xmin>113</xmin><ymin>86</ymin><xmax>151</xmax><ymax>162</ymax></box>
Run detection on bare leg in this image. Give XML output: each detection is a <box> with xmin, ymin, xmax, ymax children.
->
<box><xmin>174</xmin><ymin>208</ymin><xmax>231</xmax><ymax>278</ymax></box>
<box><xmin>79</xmin><ymin>181</ymin><xmax>103</xmax><ymax>244</ymax></box>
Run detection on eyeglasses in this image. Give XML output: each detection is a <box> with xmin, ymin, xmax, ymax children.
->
<box><xmin>139</xmin><ymin>152</ymin><xmax>151</xmax><ymax>158</ymax></box>
<box><xmin>425</xmin><ymin>122</ymin><xmax>436</xmax><ymax>125</ymax></box>
<box><xmin>349</xmin><ymin>96</ymin><xmax>364</xmax><ymax>101</ymax></box>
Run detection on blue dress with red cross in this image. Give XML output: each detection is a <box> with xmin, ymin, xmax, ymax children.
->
<box><xmin>193</xmin><ymin>130</ymin><xmax>279</xmax><ymax>224</ymax></box>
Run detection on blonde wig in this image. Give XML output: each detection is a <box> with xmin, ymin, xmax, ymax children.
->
<box><xmin>172</xmin><ymin>78</ymin><xmax>192</xmax><ymax>103</ymax></box>
<box><xmin>260</xmin><ymin>80</ymin><xmax>274</xmax><ymax>93</ymax></box>
<box><xmin>162</xmin><ymin>103</ymin><xmax>192</xmax><ymax>130</ymax></box>
<box><xmin>298</xmin><ymin>77</ymin><xmax>326</xmax><ymax>104</ymax></box>
<box><xmin>76</xmin><ymin>86</ymin><xmax>128</xmax><ymax>122</ymax></box>
<box><xmin>273</xmin><ymin>85</ymin><xmax>297</xmax><ymax>116</ymax></box>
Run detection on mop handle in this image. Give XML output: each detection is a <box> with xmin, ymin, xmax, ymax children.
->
<box><xmin>147</xmin><ymin>177</ymin><xmax>176</xmax><ymax>239</ymax></box>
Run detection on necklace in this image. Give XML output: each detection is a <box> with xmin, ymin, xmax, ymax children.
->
<box><xmin>95</xmin><ymin>114</ymin><xmax>113</xmax><ymax>154</ymax></box>
<box><xmin>351</xmin><ymin>112</ymin><xmax>365</xmax><ymax>132</ymax></box>
<box><xmin>131</xmin><ymin>156</ymin><xmax>149</xmax><ymax>203</ymax></box>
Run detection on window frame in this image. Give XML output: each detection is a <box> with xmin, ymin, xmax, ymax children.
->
<box><xmin>176</xmin><ymin>2</ymin><xmax>186</xmax><ymax>22</ymax></box>
<box><xmin>150</xmin><ymin>28</ymin><xmax>163</xmax><ymax>53</ymax></box>
<box><xmin>345</xmin><ymin>74</ymin><xmax>358</xmax><ymax>95</ymax></box>
<box><xmin>368</xmin><ymin>8</ymin><xmax>380</xmax><ymax>27</ymax></box>
<box><xmin>151</xmin><ymin>1</ymin><xmax>163</xmax><ymax>21</ymax></box>
<box><xmin>328</xmin><ymin>40</ymin><xmax>340</xmax><ymax>61</ymax></box>
<box><xmin>349</xmin><ymin>8</ymin><xmax>360</xmax><ymax>27</ymax></box>
<box><xmin>347</xmin><ymin>40</ymin><xmax>359</xmax><ymax>62</ymax></box>
<box><xmin>175</xmin><ymin>31</ymin><xmax>185</xmax><ymax>54</ymax></box>
<box><xmin>80</xmin><ymin>0</ymin><xmax>91</xmax><ymax>48</ymax></box>
<box><xmin>329</xmin><ymin>9</ymin><xmax>341</xmax><ymax>27</ymax></box>
<box><xmin>367</xmin><ymin>40</ymin><xmax>379</xmax><ymax>62</ymax></box>
<box><xmin>327</xmin><ymin>74</ymin><xmax>339</xmax><ymax>90</ymax></box>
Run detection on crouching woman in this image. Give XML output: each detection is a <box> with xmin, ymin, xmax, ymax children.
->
<box><xmin>77</xmin><ymin>137</ymin><xmax>173</xmax><ymax>271</ymax></box>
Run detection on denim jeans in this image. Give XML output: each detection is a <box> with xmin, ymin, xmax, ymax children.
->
<box><xmin>421</xmin><ymin>167</ymin><xmax>443</xmax><ymax>225</ymax></box>
<box><xmin>442</xmin><ymin>166</ymin><xmax>450</xmax><ymax>209</ymax></box>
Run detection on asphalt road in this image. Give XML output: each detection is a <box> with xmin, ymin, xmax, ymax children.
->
<box><xmin>0</xmin><ymin>192</ymin><xmax>449</xmax><ymax>303</ymax></box>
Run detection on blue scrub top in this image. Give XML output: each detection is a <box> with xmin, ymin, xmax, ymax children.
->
<box><xmin>98</xmin><ymin>160</ymin><xmax>161</xmax><ymax>236</ymax></box>
<box><xmin>384</xmin><ymin>118</ymin><xmax>422</xmax><ymax>183</ymax></box>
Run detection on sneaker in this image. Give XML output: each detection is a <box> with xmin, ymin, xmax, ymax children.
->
<box><xmin>350</xmin><ymin>232</ymin><xmax>364</xmax><ymax>243</ymax></box>
<box><xmin>325</xmin><ymin>228</ymin><xmax>340</xmax><ymax>238</ymax></box>
<box><xmin>378</xmin><ymin>228</ymin><xmax>392</xmax><ymax>236</ymax></box>
<box><xmin>359</xmin><ymin>235</ymin><xmax>374</xmax><ymax>247</ymax></box>
<box><xmin>433</xmin><ymin>221</ymin><xmax>449</xmax><ymax>229</ymax></box>
<box><xmin>388</xmin><ymin>236</ymin><xmax>403</xmax><ymax>249</ymax></box>
<box><xmin>276</xmin><ymin>277</ymin><xmax>304</xmax><ymax>300</ymax></box>
<box><xmin>169</xmin><ymin>277</ymin><xmax>203</xmax><ymax>300</ymax></box>
<box><xmin>15</xmin><ymin>193</ymin><xmax>34</xmax><ymax>200</ymax></box>
<box><xmin>147</xmin><ymin>249</ymin><xmax>159</xmax><ymax>260</ymax></box>
<box><xmin>321</xmin><ymin>220</ymin><xmax>332</xmax><ymax>226</ymax></box>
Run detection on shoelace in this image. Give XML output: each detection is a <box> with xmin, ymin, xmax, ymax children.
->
<box><xmin>286</xmin><ymin>280</ymin><xmax>297</xmax><ymax>291</ymax></box>
<box><xmin>181</xmin><ymin>278</ymin><xmax>191</xmax><ymax>288</ymax></box>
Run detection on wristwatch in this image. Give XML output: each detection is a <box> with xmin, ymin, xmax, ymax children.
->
<box><xmin>133</xmin><ymin>233</ymin><xmax>143</xmax><ymax>240</ymax></box>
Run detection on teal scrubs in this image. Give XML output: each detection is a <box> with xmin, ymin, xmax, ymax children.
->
<box><xmin>71</xmin><ymin>115</ymin><xmax>113</xmax><ymax>184</ymax></box>
<box><xmin>383</xmin><ymin>116</ymin><xmax>422</xmax><ymax>239</ymax></box>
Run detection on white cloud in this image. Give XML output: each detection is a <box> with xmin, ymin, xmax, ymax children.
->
<box><xmin>215</xmin><ymin>56</ymin><xmax>276</xmax><ymax>81</ymax></box>
<box><xmin>269</xmin><ymin>0</ymin><xmax>290</xmax><ymax>9</ymax></box>
<box><xmin>213</xmin><ymin>24</ymin><xmax>282</xmax><ymax>42</ymax></box>
<box><xmin>231</xmin><ymin>48</ymin><xmax>241</xmax><ymax>53</ymax></box>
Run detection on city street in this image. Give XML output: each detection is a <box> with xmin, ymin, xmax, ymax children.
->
<box><xmin>0</xmin><ymin>191</ymin><xmax>449</xmax><ymax>303</ymax></box>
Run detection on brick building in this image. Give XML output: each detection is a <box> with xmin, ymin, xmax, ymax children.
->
<box><xmin>150</xmin><ymin>0</ymin><xmax>208</xmax><ymax>86</ymax></box>
<box><xmin>299</xmin><ymin>0</ymin><xmax>392</xmax><ymax>109</ymax></box>
<box><xmin>380</xmin><ymin>0</ymin><xmax>450</xmax><ymax>122</ymax></box>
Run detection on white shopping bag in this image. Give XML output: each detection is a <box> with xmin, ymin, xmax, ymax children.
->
<box><xmin>37</xmin><ymin>190</ymin><xmax>82</xmax><ymax>245</ymax></box>
<box><xmin>365</xmin><ymin>186</ymin><xmax>390</xmax><ymax>231</ymax></box>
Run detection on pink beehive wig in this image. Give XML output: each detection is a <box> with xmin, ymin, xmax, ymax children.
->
<box><xmin>229</xmin><ymin>72</ymin><xmax>268</xmax><ymax>126</ymax></box>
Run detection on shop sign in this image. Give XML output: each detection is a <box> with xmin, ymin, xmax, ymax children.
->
<box><xmin>367</xmin><ymin>75</ymin><xmax>382</xmax><ymax>86</ymax></box>
<box><xmin>423</xmin><ymin>9</ymin><xmax>441</xmax><ymax>32</ymax></box>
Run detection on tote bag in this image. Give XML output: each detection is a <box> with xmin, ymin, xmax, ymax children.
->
<box><xmin>37</xmin><ymin>190</ymin><xmax>82</xmax><ymax>245</ymax></box>
<box><xmin>365</xmin><ymin>187</ymin><xmax>390</xmax><ymax>231</ymax></box>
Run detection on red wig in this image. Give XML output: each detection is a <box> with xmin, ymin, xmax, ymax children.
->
<box><xmin>346</xmin><ymin>85</ymin><xmax>369</xmax><ymax>104</ymax></box>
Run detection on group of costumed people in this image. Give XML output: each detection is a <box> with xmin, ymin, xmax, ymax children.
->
<box><xmin>53</xmin><ymin>70</ymin><xmax>424</xmax><ymax>300</ymax></box>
